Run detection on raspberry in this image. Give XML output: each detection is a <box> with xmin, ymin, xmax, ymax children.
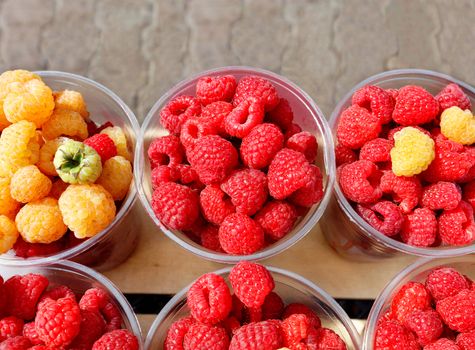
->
<box><xmin>151</xmin><ymin>165</ymin><xmax>179</xmax><ymax>190</ymax></box>
<box><xmin>4</xmin><ymin>273</ymin><xmax>48</xmax><ymax>320</ymax></box>
<box><xmin>375</xmin><ymin>320</ymin><xmax>419</xmax><ymax>350</ymax></box>
<box><xmin>13</xmin><ymin>237</ymin><xmax>64</xmax><ymax>258</ymax></box>
<box><xmin>152</xmin><ymin>182</ymin><xmax>199</xmax><ymax>230</ymax></box>
<box><xmin>53</xmin><ymin>89</ymin><xmax>89</xmax><ymax>119</ymax></box>
<box><xmin>0</xmin><ymin>177</ymin><xmax>20</xmax><ymax>219</ymax></box>
<box><xmin>240</xmin><ymin>123</ymin><xmax>284</xmax><ymax>169</ymax></box>
<box><xmin>218</xmin><ymin>213</ymin><xmax>264</xmax><ymax>255</ymax></box>
<box><xmin>312</xmin><ymin>328</ymin><xmax>347</xmax><ymax>350</ymax></box>
<box><xmin>221</xmin><ymin>316</ymin><xmax>240</xmax><ymax>336</ymax></box>
<box><xmin>22</xmin><ymin>322</ymin><xmax>42</xmax><ymax>345</ymax></box>
<box><xmin>266</xmin><ymin>98</ymin><xmax>293</xmax><ymax>130</ymax></box>
<box><xmin>16</xmin><ymin>197</ymin><xmax>67</xmax><ymax>244</ymax></box>
<box><xmin>262</xmin><ymin>292</ymin><xmax>284</xmax><ymax>320</ymax></box>
<box><xmin>42</xmin><ymin>110</ymin><xmax>88</xmax><ymax>141</ymax></box>
<box><xmin>187</xmin><ymin>273</ymin><xmax>232</xmax><ymax>325</ymax></box>
<box><xmin>457</xmin><ymin>330</ymin><xmax>475</xmax><ymax>350</ymax></box>
<box><xmin>199</xmin><ymin>184</ymin><xmax>235</xmax><ymax>225</ymax></box>
<box><xmin>464</xmin><ymin>181</ymin><xmax>475</xmax><ymax>210</ymax></box>
<box><xmin>242</xmin><ymin>306</ymin><xmax>262</xmax><ymax>324</ymax></box>
<box><xmin>200</xmin><ymin>225</ymin><xmax>223</xmax><ymax>252</ymax></box>
<box><xmin>225</xmin><ymin>97</ymin><xmax>265</xmax><ymax>138</ymax></box>
<box><xmin>164</xmin><ymin>316</ymin><xmax>194</xmax><ymax>350</ymax></box>
<box><xmin>199</xmin><ymin>101</ymin><xmax>233</xmax><ymax>135</ymax></box>
<box><xmin>422</xmin><ymin>181</ymin><xmax>462</xmax><ymax>211</ymax></box>
<box><xmin>338</xmin><ymin>160</ymin><xmax>382</xmax><ymax>204</ymax></box>
<box><xmin>196</xmin><ymin>75</ymin><xmax>237</xmax><ymax>106</ymax></box>
<box><xmin>183</xmin><ymin>323</ymin><xmax>229</xmax><ymax>350</ymax></box>
<box><xmin>289</xmin><ymin>165</ymin><xmax>324</xmax><ymax>207</ymax></box>
<box><xmin>68</xmin><ymin>310</ymin><xmax>105</xmax><ymax>350</ymax></box>
<box><xmin>401</xmin><ymin>208</ymin><xmax>438</xmax><ymax>247</ymax></box>
<box><xmin>233</xmin><ymin>76</ymin><xmax>279</xmax><ymax>112</ymax></box>
<box><xmin>352</xmin><ymin>85</ymin><xmax>395</xmax><ymax>124</ymax></box>
<box><xmin>284</xmin><ymin>123</ymin><xmax>303</xmax><ymax>141</ymax></box>
<box><xmin>403</xmin><ymin>309</ymin><xmax>443</xmax><ymax>346</ymax></box>
<box><xmin>187</xmin><ymin>135</ymin><xmax>238</xmax><ymax>185</ymax></box>
<box><xmin>92</xmin><ymin>330</ymin><xmax>139</xmax><ymax>350</ymax></box>
<box><xmin>4</xmin><ymin>79</ymin><xmax>54</xmax><ymax>127</ymax></box>
<box><xmin>336</xmin><ymin>105</ymin><xmax>381</xmax><ymax>149</ymax></box>
<box><xmin>282</xmin><ymin>304</ymin><xmax>321</xmax><ymax>329</ymax></box>
<box><xmin>440</xmin><ymin>107</ymin><xmax>475</xmax><ymax>145</ymax></box>
<box><xmin>180</xmin><ymin>118</ymin><xmax>218</xmax><ymax>150</ymax></box>
<box><xmin>48</xmin><ymin>179</ymin><xmax>69</xmax><ymax>200</ymax></box>
<box><xmin>39</xmin><ymin>285</ymin><xmax>76</xmax><ymax>306</ymax></box>
<box><xmin>357</xmin><ymin>200</ymin><xmax>404</xmax><ymax>237</ymax></box>
<box><xmin>426</xmin><ymin>267</ymin><xmax>471</xmax><ymax>301</ymax></box>
<box><xmin>390</xmin><ymin>282</ymin><xmax>432</xmax><ymax>324</ymax></box>
<box><xmin>282</xmin><ymin>314</ymin><xmax>311</xmax><ymax>346</ymax></box>
<box><xmin>176</xmin><ymin>164</ymin><xmax>203</xmax><ymax>190</ymax></box>
<box><xmin>424</xmin><ymin>338</ymin><xmax>461</xmax><ymax>350</ymax></box>
<box><xmin>84</xmin><ymin>134</ymin><xmax>118</xmax><ymax>162</ymax></box>
<box><xmin>100</xmin><ymin>126</ymin><xmax>132</xmax><ymax>161</ymax></box>
<box><xmin>229</xmin><ymin>320</ymin><xmax>283</xmax><ymax>350</ymax></box>
<box><xmin>38</xmin><ymin>139</ymin><xmax>62</xmax><ymax>177</ymax></box>
<box><xmin>379</xmin><ymin>170</ymin><xmax>422</xmax><ymax>213</ymax></box>
<box><xmin>160</xmin><ymin>95</ymin><xmax>201</xmax><ymax>134</ymax></box>
<box><xmin>285</xmin><ymin>132</ymin><xmax>318</xmax><ymax>164</ymax></box>
<box><xmin>229</xmin><ymin>261</ymin><xmax>274</xmax><ymax>308</ymax></box>
<box><xmin>79</xmin><ymin>289</ymin><xmax>122</xmax><ymax>333</ymax></box>
<box><xmin>10</xmin><ymin>165</ymin><xmax>52</xmax><ymax>203</ymax></box>
<box><xmin>96</xmin><ymin>156</ymin><xmax>133</xmax><ymax>201</ymax></box>
<box><xmin>148</xmin><ymin>135</ymin><xmax>184</xmax><ymax>169</ymax></box>
<box><xmin>255</xmin><ymin>200</ymin><xmax>298</xmax><ymax>241</ymax></box>
<box><xmin>335</xmin><ymin>144</ymin><xmax>358</xmax><ymax>166</ymax></box>
<box><xmin>387</xmin><ymin>125</ymin><xmax>431</xmax><ymax>141</ymax></box>
<box><xmin>436</xmin><ymin>83</ymin><xmax>471</xmax><ymax>111</ymax></box>
<box><xmin>59</xmin><ymin>184</ymin><xmax>116</xmax><ymax>239</ymax></box>
<box><xmin>359</xmin><ymin>138</ymin><xmax>393</xmax><ymax>163</ymax></box>
<box><xmin>0</xmin><ymin>316</ymin><xmax>23</xmax><ymax>341</ymax></box>
<box><xmin>392</xmin><ymin>85</ymin><xmax>439</xmax><ymax>126</ymax></box>
<box><xmin>0</xmin><ymin>215</ymin><xmax>19</xmax><ymax>254</ymax></box>
<box><xmin>0</xmin><ymin>336</ymin><xmax>31</xmax><ymax>350</ymax></box>
<box><xmin>438</xmin><ymin>201</ymin><xmax>475</xmax><ymax>246</ymax></box>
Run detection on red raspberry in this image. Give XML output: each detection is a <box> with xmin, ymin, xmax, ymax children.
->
<box><xmin>387</xmin><ymin>125</ymin><xmax>431</xmax><ymax>141</ymax></box>
<box><xmin>152</xmin><ymin>182</ymin><xmax>200</xmax><ymax>230</ymax></box>
<box><xmin>196</xmin><ymin>75</ymin><xmax>237</xmax><ymax>106</ymax></box>
<box><xmin>261</xmin><ymin>292</ymin><xmax>284</xmax><ymax>320</ymax></box>
<box><xmin>338</xmin><ymin>160</ymin><xmax>382</xmax><ymax>204</ymax></box>
<box><xmin>375</xmin><ymin>320</ymin><xmax>419</xmax><ymax>350</ymax></box>
<box><xmin>221</xmin><ymin>169</ymin><xmax>268</xmax><ymax>216</ymax></box>
<box><xmin>13</xmin><ymin>238</ymin><xmax>64</xmax><ymax>259</ymax></box>
<box><xmin>35</xmin><ymin>297</ymin><xmax>81</xmax><ymax>347</ymax></box>
<box><xmin>282</xmin><ymin>314</ymin><xmax>312</xmax><ymax>346</ymax></box>
<box><xmin>27</xmin><ymin>346</ymin><xmax>56</xmax><ymax>350</ymax></box>
<box><xmin>92</xmin><ymin>330</ymin><xmax>139</xmax><ymax>350</ymax></box>
<box><xmin>68</xmin><ymin>310</ymin><xmax>105</xmax><ymax>350</ymax></box>
<box><xmin>255</xmin><ymin>200</ymin><xmax>298</xmax><ymax>241</ymax></box>
<box><xmin>359</xmin><ymin>138</ymin><xmax>393</xmax><ymax>163</ymax></box>
<box><xmin>403</xmin><ymin>309</ymin><xmax>443</xmax><ymax>346</ymax></box>
<box><xmin>219</xmin><ymin>213</ymin><xmax>264</xmax><ymax>255</ymax></box>
<box><xmin>240</xmin><ymin>123</ymin><xmax>284</xmax><ymax>169</ymax></box>
<box><xmin>289</xmin><ymin>165</ymin><xmax>323</xmax><ymax>208</ymax></box>
<box><xmin>390</xmin><ymin>282</ymin><xmax>432</xmax><ymax>324</ymax></box>
<box><xmin>465</xmin><ymin>181</ymin><xmax>475</xmax><ymax>211</ymax></box>
<box><xmin>425</xmin><ymin>338</ymin><xmax>461</xmax><ymax>350</ymax></box>
<box><xmin>180</xmin><ymin>118</ymin><xmax>218</xmax><ymax>151</ymax></box>
<box><xmin>335</xmin><ymin>144</ymin><xmax>357</xmax><ymax>166</ymax></box>
<box><xmin>356</xmin><ymin>200</ymin><xmax>404</xmax><ymax>237</ymax></box>
<box><xmin>233</xmin><ymin>76</ymin><xmax>279</xmax><ymax>112</ymax></box>
<box><xmin>148</xmin><ymin>135</ymin><xmax>184</xmax><ymax>169</ymax></box>
<box><xmin>282</xmin><ymin>303</ymin><xmax>321</xmax><ymax>329</ymax></box>
<box><xmin>265</xmin><ymin>98</ymin><xmax>293</xmax><ymax>130</ymax></box>
<box><xmin>268</xmin><ymin>148</ymin><xmax>313</xmax><ymax>200</ymax></box>
<box><xmin>401</xmin><ymin>208</ymin><xmax>438</xmax><ymax>247</ymax></box>
<box><xmin>436</xmin><ymin>83</ymin><xmax>471</xmax><ymax>111</ymax></box>
<box><xmin>241</xmin><ymin>306</ymin><xmax>262</xmax><ymax>324</ymax></box>
<box><xmin>188</xmin><ymin>135</ymin><xmax>238</xmax><ymax>184</ymax></box>
<box><xmin>426</xmin><ymin>267</ymin><xmax>470</xmax><ymax>302</ymax></box>
<box><xmin>199</xmin><ymin>101</ymin><xmax>233</xmax><ymax>135</ymax></box>
<box><xmin>225</xmin><ymin>97</ymin><xmax>265</xmax><ymax>138</ymax></box>
<box><xmin>284</xmin><ymin>123</ymin><xmax>302</xmax><ymax>141</ymax></box>
<box><xmin>79</xmin><ymin>288</ymin><xmax>122</xmax><ymax>333</ymax></box>
<box><xmin>352</xmin><ymin>85</ymin><xmax>395</xmax><ymax>124</ymax></box>
<box><xmin>160</xmin><ymin>95</ymin><xmax>201</xmax><ymax>134</ymax></box>
<box><xmin>199</xmin><ymin>185</ymin><xmax>235</xmax><ymax>225</ymax></box>
<box><xmin>229</xmin><ymin>261</ymin><xmax>275</xmax><ymax>308</ymax></box>
<box><xmin>422</xmin><ymin>181</ymin><xmax>462</xmax><ymax>211</ymax></box>
<box><xmin>0</xmin><ymin>316</ymin><xmax>23</xmax><ymax>341</ymax></box>
<box><xmin>312</xmin><ymin>328</ymin><xmax>347</xmax><ymax>350</ymax></box>
<box><xmin>221</xmin><ymin>316</ymin><xmax>240</xmax><ymax>336</ymax></box>
<box><xmin>187</xmin><ymin>273</ymin><xmax>232</xmax><ymax>325</ymax></box>
<box><xmin>200</xmin><ymin>225</ymin><xmax>223</xmax><ymax>252</ymax></box>
<box><xmin>84</xmin><ymin>134</ymin><xmax>117</xmax><ymax>162</ymax></box>
<box><xmin>380</xmin><ymin>170</ymin><xmax>422</xmax><ymax>213</ymax></box>
<box><xmin>457</xmin><ymin>330</ymin><xmax>475</xmax><ymax>350</ymax></box>
<box><xmin>151</xmin><ymin>165</ymin><xmax>180</xmax><ymax>189</ymax></box>
<box><xmin>183</xmin><ymin>323</ymin><xmax>229</xmax><ymax>350</ymax></box>
<box><xmin>4</xmin><ymin>274</ymin><xmax>49</xmax><ymax>320</ymax></box>
<box><xmin>386</xmin><ymin>88</ymin><xmax>399</xmax><ymax>100</ymax></box>
<box><xmin>0</xmin><ymin>336</ymin><xmax>31</xmax><ymax>350</ymax></box>
<box><xmin>229</xmin><ymin>320</ymin><xmax>283</xmax><ymax>350</ymax></box>
<box><xmin>164</xmin><ymin>316</ymin><xmax>194</xmax><ymax>350</ymax></box>
<box><xmin>392</xmin><ymin>85</ymin><xmax>439</xmax><ymax>126</ymax></box>
<box><xmin>22</xmin><ymin>322</ymin><xmax>41</xmax><ymax>345</ymax></box>
<box><xmin>38</xmin><ymin>285</ymin><xmax>76</xmax><ymax>310</ymax></box>
<box><xmin>439</xmin><ymin>201</ymin><xmax>475</xmax><ymax>246</ymax></box>
<box><xmin>286</xmin><ymin>131</ymin><xmax>318</xmax><ymax>163</ymax></box>
<box><xmin>437</xmin><ymin>289</ymin><xmax>475</xmax><ymax>333</ymax></box>
<box><xmin>336</xmin><ymin>105</ymin><xmax>381</xmax><ymax>149</ymax></box>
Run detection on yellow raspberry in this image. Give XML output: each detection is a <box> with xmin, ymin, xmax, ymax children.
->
<box><xmin>37</xmin><ymin>138</ymin><xmax>64</xmax><ymax>176</ymax></box>
<box><xmin>440</xmin><ymin>106</ymin><xmax>475</xmax><ymax>145</ymax></box>
<box><xmin>4</xmin><ymin>79</ymin><xmax>55</xmax><ymax>127</ymax></box>
<box><xmin>49</xmin><ymin>179</ymin><xmax>69</xmax><ymax>199</ymax></box>
<box><xmin>390</xmin><ymin>127</ymin><xmax>435</xmax><ymax>177</ymax></box>
<box><xmin>96</xmin><ymin>156</ymin><xmax>132</xmax><ymax>201</ymax></box>
<box><xmin>100</xmin><ymin>126</ymin><xmax>132</xmax><ymax>161</ymax></box>
<box><xmin>58</xmin><ymin>184</ymin><xmax>116</xmax><ymax>239</ymax></box>
<box><xmin>0</xmin><ymin>215</ymin><xmax>19</xmax><ymax>254</ymax></box>
<box><xmin>15</xmin><ymin>197</ymin><xmax>67</xmax><ymax>244</ymax></box>
<box><xmin>42</xmin><ymin>109</ymin><xmax>88</xmax><ymax>141</ymax></box>
<box><xmin>53</xmin><ymin>90</ymin><xmax>89</xmax><ymax>119</ymax></box>
<box><xmin>10</xmin><ymin>165</ymin><xmax>52</xmax><ymax>203</ymax></box>
<box><xmin>0</xmin><ymin>177</ymin><xmax>20</xmax><ymax>219</ymax></box>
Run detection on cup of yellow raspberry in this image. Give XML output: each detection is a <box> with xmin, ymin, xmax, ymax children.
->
<box><xmin>0</xmin><ymin>70</ymin><xmax>139</xmax><ymax>270</ymax></box>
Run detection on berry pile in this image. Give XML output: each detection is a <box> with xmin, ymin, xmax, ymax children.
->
<box><xmin>0</xmin><ymin>70</ymin><xmax>134</xmax><ymax>258</ymax></box>
<box><xmin>164</xmin><ymin>261</ymin><xmax>347</xmax><ymax>350</ymax></box>
<box><xmin>148</xmin><ymin>74</ymin><xmax>324</xmax><ymax>255</ymax></box>
<box><xmin>336</xmin><ymin>83</ymin><xmax>475</xmax><ymax>247</ymax></box>
<box><xmin>0</xmin><ymin>272</ymin><xmax>139</xmax><ymax>349</ymax></box>
<box><xmin>374</xmin><ymin>266</ymin><xmax>475</xmax><ymax>350</ymax></box>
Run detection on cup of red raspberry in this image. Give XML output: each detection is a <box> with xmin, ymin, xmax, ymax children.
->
<box><xmin>0</xmin><ymin>260</ymin><xmax>142</xmax><ymax>349</ymax></box>
<box><xmin>322</xmin><ymin>69</ymin><xmax>475</xmax><ymax>260</ymax></box>
<box><xmin>363</xmin><ymin>255</ymin><xmax>475</xmax><ymax>349</ymax></box>
<box><xmin>0</xmin><ymin>70</ymin><xmax>140</xmax><ymax>270</ymax></box>
<box><xmin>144</xmin><ymin>261</ymin><xmax>360</xmax><ymax>349</ymax></box>
<box><xmin>136</xmin><ymin>66</ymin><xmax>335</xmax><ymax>263</ymax></box>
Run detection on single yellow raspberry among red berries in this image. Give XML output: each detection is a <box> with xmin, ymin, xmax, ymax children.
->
<box><xmin>440</xmin><ymin>106</ymin><xmax>475</xmax><ymax>145</ymax></box>
<box><xmin>100</xmin><ymin>126</ymin><xmax>132</xmax><ymax>161</ymax></box>
<box><xmin>96</xmin><ymin>156</ymin><xmax>132</xmax><ymax>201</ymax></box>
<box><xmin>53</xmin><ymin>90</ymin><xmax>89</xmax><ymax>119</ymax></box>
<box><xmin>58</xmin><ymin>184</ymin><xmax>116</xmax><ymax>239</ymax></box>
<box><xmin>42</xmin><ymin>109</ymin><xmax>88</xmax><ymax>141</ymax></box>
<box><xmin>15</xmin><ymin>197</ymin><xmax>68</xmax><ymax>244</ymax></box>
<box><xmin>0</xmin><ymin>177</ymin><xmax>20</xmax><ymax>218</ymax></box>
<box><xmin>0</xmin><ymin>215</ymin><xmax>19</xmax><ymax>254</ymax></box>
<box><xmin>10</xmin><ymin>165</ymin><xmax>52</xmax><ymax>203</ymax></box>
<box><xmin>38</xmin><ymin>138</ymin><xmax>63</xmax><ymax>176</ymax></box>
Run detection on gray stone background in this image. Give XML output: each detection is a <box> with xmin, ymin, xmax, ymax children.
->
<box><xmin>1</xmin><ymin>0</ymin><xmax>474</xmax><ymax>121</ymax></box>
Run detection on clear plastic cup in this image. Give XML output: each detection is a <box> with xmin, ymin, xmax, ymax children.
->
<box><xmin>135</xmin><ymin>66</ymin><xmax>335</xmax><ymax>264</ymax></box>
<box><xmin>363</xmin><ymin>255</ymin><xmax>475</xmax><ymax>349</ymax></box>
<box><xmin>0</xmin><ymin>260</ymin><xmax>143</xmax><ymax>348</ymax></box>
<box><xmin>0</xmin><ymin>71</ymin><xmax>141</xmax><ymax>270</ymax></box>
<box><xmin>145</xmin><ymin>266</ymin><xmax>361</xmax><ymax>349</ymax></box>
<box><xmin>321</xmin><ymin>69</ymin><xmax>475</xmax><ymax>260</ymax></box>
